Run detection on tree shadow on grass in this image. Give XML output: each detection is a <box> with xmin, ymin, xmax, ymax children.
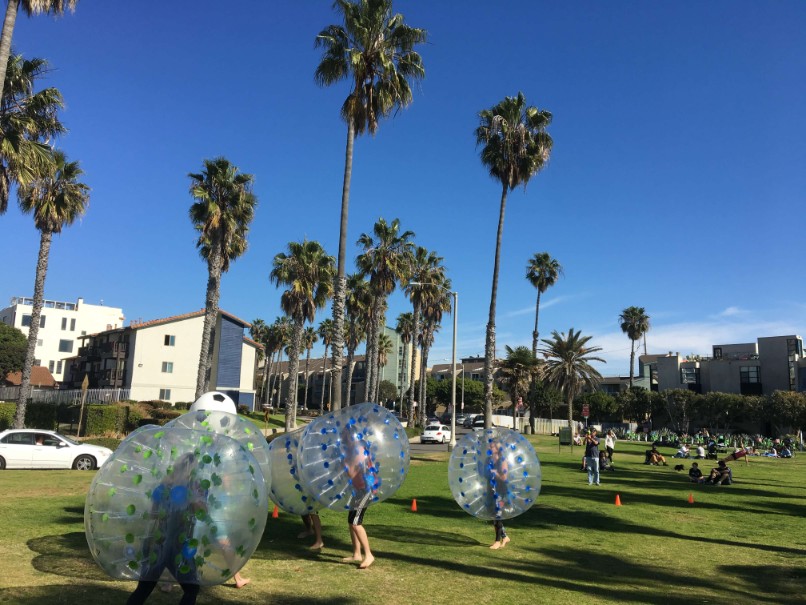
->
<box><xmin>369</xmin><ymin>524</ymin><xmax>480</xmax><ymax>547</ymax></box>
<box><xmin>28</xmin><ymin>532</ymin><xmax>111</xmax><ymax>582</ymax></box>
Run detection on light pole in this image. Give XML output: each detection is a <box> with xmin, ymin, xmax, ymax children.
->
<box><xmin>410</xmin><ymin>282</ymin><xmax>459</xmax><ymax>450</ymax></box>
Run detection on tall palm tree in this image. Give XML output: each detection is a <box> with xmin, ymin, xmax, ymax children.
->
<box><xmin>356</xmin><ymin>217</ymin><xmax>414</xmax><ymax>402</ymax></box>
<box><xmin>498</xmin><ymin>345</ymin><xmax>541</xmax><ymax>429</ymax></box>
<box><xmin>395</xmin><ymin>311</ymin><xmax>413</xmax><ymax>407</ymax></box>
<box><xmin>317</xmin><ymin>318</ymin><xmax>335</xmax><ymax>412</ymax></box>
<box><xmin>249</xmin><ymin>318</ymin><xmax>269</xmax><ymax>401</ymax></box>
<box><xmin>0</xmin><ymin>54</ymin><xmax>64</xmax><ymax>215</ymax></box>
<box><xmin>301</xmin><ymin>326</ymin><xmax>318</xmax><ymax>409</ymax></box>
<box><xmin>14</xmin><ymin>149</ymin><xmax>88</xmax><ymax>428</ymax></box>
<box><xmin>0</xmin><ymin>1</ymin><xmax>77</xmax><ymax>110</ymax></box>
<box><xmin>188</xmin><ymin>157</ymin><xmax>257</xmax><ymax>399</ymax></box>
<box><xmin>314</xmin><ymin>0</ymin><xmax>426</xmax><ymax>412</ymax></box>
<box><xmin>476</xmin><ymin>92</ymin><xmax>552</xmax><ymax>429</ymax></box>
<box><xmin>417</xmin><ymin>278</ymin><xmax>451</xmax><ymax>424</ymax></box>
<box><xmin>344</xmin><ymin>273</ymin><xmax>370</xmax><ymax>406</ymax></box>
<box><xmin>540</xmin><ymin>328</ymin><xmax>605</xmax><ymax>436</ymax></box>
<box><xmin>271</xmin><ymin>240</ymin><xmax>335</xmax><ymax>431</ymax></box>
<box><xmin>619</xmin><ymin>306</ymin><xmax>650</xmax><ymax>388</ymax></box>
<box><xmin>269</xmin><ymin>317</ymin><xmax>291</xmax><ymax>408</ymax></box>
<box><xmin>402</xmin><ymin>246</ymin><xmax>444</xmax><ymax>424</ymax></box>
<box><xmin>526</xmin><ymin>252</ymin><xmax>563</xmax><ymax>356</ymax></box>
<box><xmin>377</xmin><ymin>331</ymin><xmax>393</xmax><ymax>389</ymax></box>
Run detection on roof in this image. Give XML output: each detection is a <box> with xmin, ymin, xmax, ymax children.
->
<box><xmin>129</xmin><ymin>309</ymin><xmax>251</xmax><ymax>330</ymax></box>
<box><xmin>4</xmin><ymin>366</ymin><xmax>58</xmax><ymax>388</ymax></box>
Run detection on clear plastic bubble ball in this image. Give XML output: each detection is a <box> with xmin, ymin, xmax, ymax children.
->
<box><xmin>448</xmin><ymin>427</ymin><xmax>541</xmax><ymax>521</ymax></box>
<box><xmin>166</xmin><ymin>410</ymin><xmax>271</xmax><ymax>488</ymax></box>
<box><xmin>190</xmin><ymin>391</ymin><xmax>237</xmax><ymax>414</ymax></box>
<box><xmin>85</xmin><ymin>425</ymin><xmax>268</xmax><ymax>585</ymax></box>
<box><xmin>267</xmin><ymin>428</ymin><xmax>321</xmax><ymax>515</ymax></box>
<box><xmin>297</xmin><ymin>402</ymin><xmax>409</xmax><ymax>511</ymax></box>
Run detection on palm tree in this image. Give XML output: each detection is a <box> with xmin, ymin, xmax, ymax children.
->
<box><xmin>619</xmin><ymin>306</ymin><xmax>650</xmax><ymax>388</ymax></box>
<box><xmin>269</xmin><ymin>317</ymin><xmax>291</xmax><ymax>408</ymax></box>
<box><xmin>377</xmin><ymin>331</ymin><xmax>393</xmax><ymax>392</ymax></box>
<box><xmin>356</xmin><ymin>217</ymin><xmax>414</xmax><ymax>402</ymax></box>
<box><xmin>0</xmin><ymin>1</ymin><xmax>77</xmax><ymax>110</ymax></box>
<box><xmin>540</xmin><ymin>328</ymin><xmax>605</xmax><ymax>437</ymax></box>
<box><xmin>271</xmin><ymin>240</ymin><xmax>335</xmax><ymax>431</ymax></box>
<box><xmin>301</xmin><ymin>326</ymin><xmax>318</xmax><ymax>409</ymax></box>
<box><xmin>317</xmin><ymin>318</ymin><xmax>335</xmax><ymax>412</ymax></box>
<box><xmin>344</xmin><ymin>273</ymin><xmax>369</xmax><ymax>406</ymax></box>
<box><xmin>476</xmin><ymin>92</ymin><xmax>552</xmax><ymax>428</ymax></box>
<box><xmin>14</xmin><ymin>149</ymin><xmax>88</xmax><ymax>428</ymax></box>
<box><xmin>498</xmin><ymin>345</ymin><xmax>541</xmax><ymax>429</ymax></box>
<box><xmin>417</xmin><ymin>278</ymin><xmax>451</xmax><ymax>424</ymax></box>
<box><xmin>188</xmin><ymin>157</ymin><xmax>257</xmax><ymax>399</ymax></box>
<box><xmin>395</xmin><ymin>311</ymin><xmax>413</xmax><ymax>408</ymax></box>
<box><xmin>402</xmin><ymin>246</ymin><xmax>444</xmax><ymax>425</ymax></box>
<box><xmin>249</xmin><ymin>318</ymin><xmax>269</xmax><ymax>401</ymax></box>
<box><xmin>526</xmin><ymin>252</ymin><xmax>563</xmax><ymax>356</ymax></box>
<box><xmin>0</xmin><ymin>54</ymin><xmax>65</xmax><ymax>215</ymax></box>
<box><xmin>314</xmin><ymin>0</ymin><xmax>426</xmax><ymax>412</ymax></box>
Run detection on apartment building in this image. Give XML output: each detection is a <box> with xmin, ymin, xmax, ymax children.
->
<box><xmin>0</xmin><ymin>297</ymin><xmax>125</xmax><ymax>383</ymax></box>
<box><xmin>63</xmin><ymin>309</ymin><xmax>260</xmax><ymax>407</ymax></box>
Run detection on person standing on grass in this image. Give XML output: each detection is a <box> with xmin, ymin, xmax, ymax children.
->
<box><xmin>340</xmin><ymin>426</ymin><xmax>378</xmax><ymax>569</ymax></box>
<box><xmin>605</xmin><ymin>430</ymin><xmax>616</xmax><ymax>462</ymax></box>
<box><xmin>298</xmin><ymin>513</ymin><xmax>324</xmax><ymax>550</ymax></box>
<box><xmin>585</xmin><ymin>429</ymin><xmax>601</xmax><ymax>486</ymax></box>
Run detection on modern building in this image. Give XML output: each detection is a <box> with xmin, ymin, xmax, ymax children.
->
<box><xmin>0</xmin><ymin>297</ymin><xmax>125</xmax><ymax>384</ymax></box>
<box><xmin>638</xmin><ymin>335</ymin><xmax>805</xmax><ymax>396</ymax></box>
<box><xmin>62</xmin><ymin>309</ymin><xmax>260</xmax><ymax>407</ymax></box>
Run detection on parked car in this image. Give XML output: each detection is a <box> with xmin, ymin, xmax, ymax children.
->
<box><xmin>463</xmin><ymin>414</ymin><xmax>480</xmax><ymax>428</ymax></box>
<box><xmin>0</xmin><ymin>429</ymin><xmax>114</xmax><ymax>470</ymax></box>
<box><xmin>420</xmin><ymin>424</ymin><xmax>452</xmax><ymax>444</ymax></box>
<box><xmin>454</xmin><ymin>413</ymin><xmax>469</xmax><ymax>427</ymax></box>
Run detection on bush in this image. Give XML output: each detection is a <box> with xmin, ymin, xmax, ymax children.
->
<box><xmin>238</xmin><ymin>404</ymin><xmax>250</xmax><ymax>415</ymax></box>
<box><xmin>0</xmin><ymin>402</ymin><xmax>15</xmax><ymax>430</ymax></box>
<box><xmin>174</xmin><ymin>401</ymin><xmax>192</xmax><ymax>410</ymax></box>
<box><xmin>24</xmin><ymin>403</ymin><xmax>60</xmax><ymax>430</ymax></box>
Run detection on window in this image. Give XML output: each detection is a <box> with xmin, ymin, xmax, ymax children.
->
<box><xmin>740</xmin><ymin>366</ymin><xmax>760</xmax><ymax>384</ymax></box>
<box><xmin>56</xmin><ymin>361</ymin><xmax>63</xmax><ymax>374</ymax></box>
<box><xmin>23</xmin><ymin>315</ymin><xmax>46</xmax><ymax>327</ymax></box>
<box><xmin>164</xmin><ymin>335</ymin><xmax>176</xmax><ymax>346</ymax></box>
<box><xmin>58</xmin><ymin>339</ymin><xmax>73</xmax><ymax>353</ymax></box>
<box><xmin>162</xmin><ymin>362</ymin><xmax>174</xmax><ymax>373</ymax></box>
<box><xmin>61</xmin><ymin>317</ymin><xmax>67</xmax><ymax>330</ymax></box>
<box><xmin>70</xmin><ymin>318</ymin><xmax>76</xmax><ymax>331</ymax></box>
<box><xmin>159</xmin><ymin>388</ymin><xmax>171</xmax><ymax>401</ymax></box>
<box><xmin>680</xmin><ymin>367</ymin><xmax>700</xmax><ymax>384</ymax></box>
<box><xmin>713</xmin><ymin>347</ymin><xmax>722</xmax><ymax>360</ymax></box>
<box><xmin>48</xmin><ymin>360</ymin><xmax>55</xmax><ymax>372</ymax></box>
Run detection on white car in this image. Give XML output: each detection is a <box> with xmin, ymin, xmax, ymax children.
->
<box><xmin>420</xmin><ymin>424</ymin><xmax>451</xmax><ymax>444</ymax></box>
<box><xmin>0</xmin><ymin>429</ymin><xmax>114</xmax><ymax>470</ymax></box>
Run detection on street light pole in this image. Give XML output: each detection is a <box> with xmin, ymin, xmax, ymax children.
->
<box><xmin>449</xmin><ymin>290</ymin><xmax>458</xmax><ymax>450</ymax></box>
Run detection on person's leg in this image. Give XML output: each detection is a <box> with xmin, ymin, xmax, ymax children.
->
<box><xmin>587</xmin><ymin>457</ymin><xmax>594</xmax><ymax>484</ymax></box>
<box><xmin>354</xmin><ymin>524</ymin><xmax>374</xmax><ymax>569</ymax></box>
<box><xmin>591</xmin><ymin>456</ymin><xmax>600</xmax><ymax>485</ymax></box>
<box><xmin>310</xmin><ymin>513</ymin><xmax>324</xmax><ymax>549</ymax></box>
<box><xmin>127</xmin><ymin>581</ymin><xmax>158</xmax><ymax>605</ymax></box>
<box><xmin>607</xmin><ymin>446</ymin><xmax>613</xmax><ymax>461</ymax></box>
<box><xmin>233</xmin><ymin>572</ymin><xmax>250</xmax><ymax>588</ymax></box>
<box><xmin>490</xmin><ymin>521</ymin><xmax>503</xmax><ymax>549</ymax></box>
<box><xmin>178</xmin><ymin>583</ymin><xmax>200</xmax><ymax>605</ymax></box>
<box><xmin>342</xmin><ymin>511</ymin><xmax>363</xmax><ymax>562</ymax></box>
<box><xmin>298</xmin><ymin>514</ymin><xmax>314</xmax><ymax>539</ymax></box>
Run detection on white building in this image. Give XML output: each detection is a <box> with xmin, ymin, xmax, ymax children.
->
<box><xmin>63</xmin><ymin>309</ymin><xmax>260</xmax><ymax>408</ymax></box>
<box><xmin>0</xmin><ymin>296</ymin><xmax>125</xmax><ymax>383</ymax></box>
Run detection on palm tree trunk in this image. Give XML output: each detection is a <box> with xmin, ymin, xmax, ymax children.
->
<box><xmin>303</xmin><ymin>348</ymin><xmax>311</xmax><ymax>409</ymax></box>
<box><xmin>629</xmin><ymin>340</ymin><xmax>636</xmax><ymax>389</ymax></box>
<box><xmin>330</xmin><ymin>121</ymin><xmax>355</xmax><ymax>412</ymax></box>
<box><xmin>483</xmin><ymin>183</ymin><xmax>508</xmax><ymax>428</ymax></box>
<box><xmin>364</xmin><ymin>303</ymin><xmax>377</xmax><ymax>402</ymax></box>
<box><xmin>284</xmin><ymin>321</ymin><xmax>303</xmax><ymax>431</ymax></box>
<box><xmin>345</xmin><ymin>347</ymin><xmax>356</xmax><ymax>406</ymax></box>
<box><xmin>567</xmin><ymin>389</ymin><xmax>574</xmax><ymax>435</ymax></box>
<box><xmin>14</xmin><ymin>229</ymin><xmax>51</xmax><ymax>428</ymax></box>
<box><xmin>195</xmin><ymin>250</ymin><xmax>223</xmax><ymax>399</ymax></box>
<box><xmin>420</xmin><ymin>348</ymin><xmax>430</xmax><ymax>424</ymax></box>
<box><xmin>532</xmin><ymin>290</ymin><xmax>542</xmax><ymax>357</ymax></box>
<box><xmin>371</xmin><ymin>301</ymin><xmax>385</xmax><ymax>403</ymax></box>
<box><xmin>274</xmin><ymin>349</ymin><xmax>284</xmax><ymax>408</ymax></box>
<box><xmin>0</xmin><ymin>1</ymin><xmax>19</xmax><ymax>124</ymax></box>
<box><xmin>407</xmin><ymin>303</ymin><xmax>420</xmax><ymax>425</ymax></box>
<box><xmin>319</xmin><ymin>346</ymin><xmax>329</xmax><ymax>413</ymax></box>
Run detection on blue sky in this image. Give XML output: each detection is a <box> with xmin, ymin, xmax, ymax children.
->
<box><xmin>1</xmin><ymin>1</ymin><xmax>804</xmax><ymax>376</ymax></box>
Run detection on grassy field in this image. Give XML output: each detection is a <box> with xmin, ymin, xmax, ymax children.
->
<box><xmin>0</xmin><ymin>439</ymin><xmax>803</xmax><ymax>604</ymax></box>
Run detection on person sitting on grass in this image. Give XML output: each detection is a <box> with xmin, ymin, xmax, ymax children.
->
<box><xmin>708</xmin><ymin>460</ymin><xmax>732</xmax><ymax>485</ymax></box>
<box><xmin>674</xmin><ymin>444</ymin><xmax>690</xmax><ymax>458</ymax></box>
<box><xmin>649</xmin><ymin>446</ymin><xmax>668</xmax><ymax>466</ymax></box>
<box><xmin>695</xmin><ymin>444</ymin><xmax>706</xmax><ymax>459</ymax></box>
<box><xmin>688</xmin><ymin>462</ymin><xmax>704</xmax><ymax>483</ymax></box>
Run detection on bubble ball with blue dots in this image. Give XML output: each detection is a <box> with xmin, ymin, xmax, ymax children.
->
<box><xmin>297</xmin><ymin>402</ymin><xmax>410</xmax><ymax>511</ymax></box>
<box><xmin>448</xmin><ymin>427</ymin><xmax>541</xmax><ymax>520</ymax></box>
<box><xmin>267</xmin><ymin>427</ymin><xmax>321</xmax><ymax>515</ymax></box>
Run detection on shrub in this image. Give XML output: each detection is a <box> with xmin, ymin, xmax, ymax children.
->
<box><xmin>0</xmin><ymin>402</ymin><xmax>15</xmax><ymax>430</ymax></box>
<box><xmin>238</xmin><ymin>404</ymin><xmax>250</xmax><ymax>415</ymax></box>
<box><xmin>174</xmin><ymin>401</ymin><xmax>191</xmax><ymax>410</ymax></box>
<box><xmin>84</xmin><ymin>405</ymin><xmax>122</xmax><ymax>437</ymax></box>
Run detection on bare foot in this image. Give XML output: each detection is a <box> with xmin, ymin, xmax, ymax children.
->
<box><xmin>309</xmin><ymin>541</ymin><xmax>324</xmax><ymax>550</ymax></box>
<box><xmin>235</xmin><ymin>577</ymin><xmax>251</xmax><ymax>589</ymax></box>
<box><xmin>500</xmin><ymin>536</ymin><xmax>510</xmax><ymax>548</ymax></box>
<box><xmin>341</xmin><ymin>556</ymin><xmax>362</xmax><ymax>563</ymax></box>
<box><xmin>489</xmin><ymin>541</ymin><xmax>502</xmax><ymax>550</ymax></box>
<box><xmin>358</xmin><ymin>554</ymin><xmax>375</xmax><ymax>569</ymax></box>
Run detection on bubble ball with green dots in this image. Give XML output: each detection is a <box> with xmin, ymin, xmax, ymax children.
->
<box><xmin>84</xmin><ymin>425</ymin><xmax>268</xmax><ymax>585</ymax></box>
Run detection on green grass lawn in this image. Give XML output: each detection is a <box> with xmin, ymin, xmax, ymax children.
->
<box><xmin>0</xmin><ymin>439</ymin><xmax>803</xmax><ymax>604</ymax></box>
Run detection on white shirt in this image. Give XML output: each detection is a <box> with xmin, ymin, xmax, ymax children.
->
<box><xmin>605</xmin><ymin>434</ymin><xmax>615</xmax><ymax>448</ymax></box>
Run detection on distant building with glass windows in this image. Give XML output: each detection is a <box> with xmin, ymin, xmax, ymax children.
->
<box><xmin>0</xmin><ymin>297</ymin><xmax>125</xmax><ymax>383</ymax></box>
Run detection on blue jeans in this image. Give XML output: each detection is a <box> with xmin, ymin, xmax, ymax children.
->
<box><xmin>586</xmin><ymin>456</ymin><xmax>600</xmax><ymax>485</ymax></box>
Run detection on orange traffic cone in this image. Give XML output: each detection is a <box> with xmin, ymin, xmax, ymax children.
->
<box><xmin>614</xmin><ymin>494</ymin><xmax>622</xmax><ymax>507</ymax></box>
<box><xmin>272</xmin><ymin>505</ymin><xmax>279</xmax><ymax>519</ymax></box>
<box><xmin>688</xmin><ymin>493</ymin><xmax>695</xmax><ymax>504</ymax></box>
<box><xmin>411</xmin><ymin>499</ymin><xmax>418</xmax><ymax>512</ymax></box>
